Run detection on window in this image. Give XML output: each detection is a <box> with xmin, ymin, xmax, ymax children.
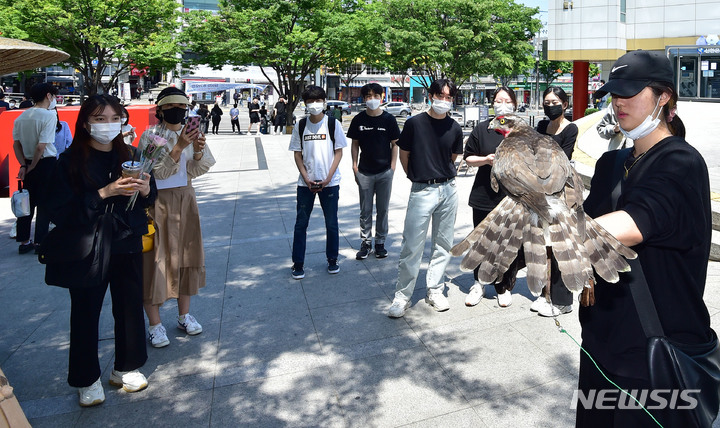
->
<box><xmin>620</xmin><ymin>0</ymin><xmax>626</xmax><ymax>23</ymax></box>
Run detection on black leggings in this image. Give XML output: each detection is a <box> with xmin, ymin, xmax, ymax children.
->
<box><xmin>68</xmin><ymin>252</ymin><xmax>147</xmax><ymax>387</ymax></box>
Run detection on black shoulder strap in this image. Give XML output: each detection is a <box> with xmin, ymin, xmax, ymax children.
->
<box><xmin>610</xmin><ymin>148</ymin><xmax>633</xmax><ymax>210</ymax></box>
<box><xmin>299</xmin><ymin>118</ymin><xmax>306</xmax><ymax>151</ymax></box>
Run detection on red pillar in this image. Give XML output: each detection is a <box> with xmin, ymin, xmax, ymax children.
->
<box><xmin>573</xmin><ymin>60</ymin><xmax>589</xmax><ymax>121</ymax></box>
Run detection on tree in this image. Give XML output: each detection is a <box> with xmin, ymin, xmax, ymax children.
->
<box><xmin>2</xmin><ymin>0</ymin><xmax>180</xmax><ymax>96</ymax></box>
<box><xmin>376</xmin><ymin>0</ymin><xmax>540</xmax><ymax>94</ymax></box>
<box><xmin>538</xmin><ymin>60</ymin><xmax>573</xmax><ymax>86</ymax></box>
<box><xmin>182</xmin><ymin>0</ymin><xmax>352</xmax><ymax>126</ymax></box>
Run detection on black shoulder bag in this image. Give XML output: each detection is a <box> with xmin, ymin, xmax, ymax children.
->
<box><xmin>610</xmin><ymin>149</ymin><xmax>720</xmax><ymax>427</ymax></box>
<box><xmin>38</xmin><ymin>211</ymin><xmax>114</xmax><ymax>289</ymax></box>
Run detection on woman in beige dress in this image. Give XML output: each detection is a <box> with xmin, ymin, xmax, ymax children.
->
<box><xmin>140</xmin><ymin>87</ymin><xmax>216</xmax><ymax>348</ymax></box>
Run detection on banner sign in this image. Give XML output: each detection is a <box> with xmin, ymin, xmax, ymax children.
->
<box><xmin>184</xmin><ymin>81</ymin><xmax>267</xmax><ymax>94</ymax></box>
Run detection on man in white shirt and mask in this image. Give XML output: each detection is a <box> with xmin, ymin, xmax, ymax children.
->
<box><xmin>12</xmin><ymin>83</ymin><xmax>60</xmax><ymax>254</ymax></box>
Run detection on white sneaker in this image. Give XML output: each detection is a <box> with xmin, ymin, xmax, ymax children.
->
<box><xmin>387</xmin><ymin>297</ymin><xmax>410</xmax><ymax>318</ymax></box>
<box><xmin>178</xmin><ymin>313</ymin><xmax>203</xmax><ymax>335</ymax></box>
<box><xmin>78</xmin><ymin>378</ymin><xmax>105</xmax><ymax>407</ymax></box>
<box><xmin>148</xmin><ymin>324</ymin><xmax>170</xmax><ymax>348</ymax></box>
<box><xmin>465</xmin><ymin>282</ymin><xmax>485</xmax><ymax>306</ymax></box>
<box><xmin>530</xmin><ymin>297</ymin><xmax>549</xmax><ymax>312</ymax></box>
<box><xmin>425</xmin><ymin>290</ymin><xmax>450</xmax><ymax>312</ymax></box>
<box><xmin>538</xmin><ymin>303</ymin><xmax>573</xmax><ymax>317</ymax></box>
<box><xmin>109</xmin><ymin>369</ymin><xmax>148</xmax><ymax>393</ymax></box>
<box><xmin>497</xmin><ymin>290</ymin><xmax>512</xmax><ymax>307</ymax></box>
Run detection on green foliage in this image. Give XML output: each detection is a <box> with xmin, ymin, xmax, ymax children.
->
<box><xmin>377</xmin><ymin>0</ymin><xmax>540</xmax><ymax>92</ymax></box>
<box><xmin>2</xmin><ymin>0</ymin><xmax>180</xmax><ymax>95</ymax></box>
<box><xmin>538</xmin><ymin>60</ymin><xmax>573</xmax><ymax>86</ymax></box>
<box><xmin>182</xmin><ymin>0</ymin><xmax>348</xmax><ymax>121</ymax></box>
<box><xmin>585</xmin><ymin>108</ymin><xmax>599</xmax><ymax>116</ymax></box>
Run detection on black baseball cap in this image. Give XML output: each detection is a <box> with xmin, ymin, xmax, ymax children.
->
<box><xmin>596</xmin><ymin>50</ymin><xmax>675</xmax><ymax>98</ymax></box>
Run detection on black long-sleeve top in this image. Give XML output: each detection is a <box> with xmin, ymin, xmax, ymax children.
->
<box><xmin>46</xmin><ymin>146</ymin><xmax>157</xmax><ymax>255</ymax></box>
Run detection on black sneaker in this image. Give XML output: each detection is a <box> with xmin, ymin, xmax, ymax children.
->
<box><xmin>18</xmin><ymin>242</ymin><xmax>34</xmax><ymax>254</ymax></box>
<box><xmin>375</xmin><ymin>244</ymin><xmax>388</xmax><ymax>258</ymax></box>
<box><xmin>355</xmin><ymin>242</ymin><xmax>372</xmax><ymax>260</ymax></box>
<box><xmin>327</xmin><ymin>259</ymin><xmax>340</xmax><ymax>274</ymax></box>
<box><xmin>291</xmin><ymin>263</ymin><xmax>305</xmax><ymax>279</ymax></box>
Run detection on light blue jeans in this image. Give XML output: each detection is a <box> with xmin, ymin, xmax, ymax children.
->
<box><xmin>395</xmin><ymin>180</ymin><xmax>458</xmax><ymax>301</ymax></box>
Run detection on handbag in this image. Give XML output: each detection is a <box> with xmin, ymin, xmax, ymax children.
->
<box><xmin>628</xmin><ymin>259</ymin><xmax>720</xmax><ymax>427</ymax></box>
<box><xmin>38</xmin><ymin>212</ymin><xmax>113</xmax><ymax>289</ymax></box>
<box><xmin>10</xmin><ymin>180</ymin><xmax>30</xmax><ymax>217</ymax></box>
<box><xmin>142</xmin><ymin>209</ymin><xmax>155</xmax><ymax>253</ymax></box>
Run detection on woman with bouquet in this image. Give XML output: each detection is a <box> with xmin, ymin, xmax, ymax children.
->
<box><xmin>140</xmin><ymin>87</ymin><xmax>216</xmax><ymax>348</ymax></box>
<box><xmin>45</xmin><ymin>94</ymin><xmax>156</xmax><ymax>406</ymax></box>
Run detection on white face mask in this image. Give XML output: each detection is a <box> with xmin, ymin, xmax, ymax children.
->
<box><xmin>47</xmin><ymin>98</ymin><xmax>57</xmax><ymax>110</ymax></box>
<box><xmin>494</xmin><ymin>103</ymin><xmax>514</xmax><ymax>116</ymax></box>
<box><xmin>619</xmin><ymin>97</ymin><xmax>662</xmax><ymax>141</ymax></box>
<box><xmin>366</xmin><ymin>99</ymin><xmax>381</xmax><ymax>110</ymax></box>
<box><xmin>307</xmin><ymin>102</ymin><xmax>325</xmax><ymax>115</ymax></box>
<box><xmin>431</xmin><ymin>99</ymin><xmax>452</xmax><ymax>115</ymax></box>
<box><xmin>90</xmin><ymin>122</ymin><xmax>121</xmax><ymax>145</ymax></box>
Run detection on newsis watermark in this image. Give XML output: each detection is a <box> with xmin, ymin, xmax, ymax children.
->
<box><xmin>571</xmin><ymin>389</ymin><xmax>701</xmax><ymax>410</ymax></box>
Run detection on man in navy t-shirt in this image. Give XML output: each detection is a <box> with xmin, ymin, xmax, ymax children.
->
<box><xmin>347</xmin><ymin>83</ymin><xmax>400</xmax><ymax>260</ymax></box>
<box><xmin>387</xmin><ymin>79</ymin><xmax>464</xmax><ymax>318</ymax></box>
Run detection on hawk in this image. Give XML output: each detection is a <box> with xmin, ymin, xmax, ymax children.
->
<box><xmin>451</xmin><ymin>115</ymin><xmax>636</xmax><ymax>297</ymax></box>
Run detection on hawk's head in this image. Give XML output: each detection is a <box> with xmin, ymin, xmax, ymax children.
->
<box><xmin>488</xmin><ymin>114</ymin><xmax>527</xmax><ymax>137</ymax></box>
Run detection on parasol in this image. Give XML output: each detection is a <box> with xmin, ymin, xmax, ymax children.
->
<box><xmin>0</xmin><ymin>37</ymin><xmax>70</xmax><ymax>76</ymax></box>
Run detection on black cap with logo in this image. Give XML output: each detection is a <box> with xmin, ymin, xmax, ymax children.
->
<box><xmin>596</xmin><ymin>50</ymin><xmax>675</xmax><ymax>98</ymax></box>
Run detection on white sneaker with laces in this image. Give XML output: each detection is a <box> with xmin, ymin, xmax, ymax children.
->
<box><xmin>148</xmin><ymin>324</ymin><xmax>170</xmax><ymax>348</ymax></box>
<box><xmin>78</xmin><ymin>378</ymin><xmax>105</xmax><ymax>407</ymax></box>
<box><xmin>465</xmin><ymin>282</ymin><xmax>485</xmax><ymax>306</ymax></box>
<box><xmin>178</xmin><ymin>313</ymin><xmax>203</xmax><ymax>335</ymax></box>
<box><xmin>387</xmin><ymin>297</ymin><xmax>410</xmax><ymax>318</ymax></box>
<box><xmin>425</xmin><ymin>290</ymin><xmax>450</xmax><ymax>312</ymax></box>
<box><xmin>497</xmin><ymin>290</ymin><xmax>512</xmax><ymax>307</ymax></box>
<box><xmin>538</xmin><ymin>303</ymin><xmax>573</xmax><ymax>317</ymax></box>
<box><xmin>109</xmin><ymin>369</ymin><xmax>148</xmax><ymax>393</ymax></box>
<box><xmin>530</xmin><ymin>297</ymin><xmax>549</xmax><ymax>312</ymax></box>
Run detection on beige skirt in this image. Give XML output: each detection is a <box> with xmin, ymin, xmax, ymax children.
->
<box><xmin>143</xmin><ymin>185</ymin><xmax>206</xmax><ymax>305</ymax></box>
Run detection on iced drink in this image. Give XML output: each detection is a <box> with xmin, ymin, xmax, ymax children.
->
<box><xmin>122</xmin><ymin>161</ymin><xmax>142</xmax><ymax>179</ymax></box>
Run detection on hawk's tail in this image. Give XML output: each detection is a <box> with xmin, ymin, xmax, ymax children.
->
<box><xmin>583</xmin><ymin>214</ymin><xmax>637</xmax><ymax>283</ymax></box>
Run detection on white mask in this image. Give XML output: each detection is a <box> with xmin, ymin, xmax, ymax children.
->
<box><xmin>366</xmin><ymin>99</ymin><xmax>381</xmax><ymax>110</ymax></box>
<box><xmin>431</xmin><ymin>99</ymin><xmax>452</xmax><ymax>115</ymax></box>
<box><xmin>494</xmin><ymin>103</ymin><xmax>514</xmax><ymax>116</ymax></box>
<box><xmin>90</xmin><ymin>122</ymin><xmax>121</xmax><ymax>145</ymax></box>
<box><xmin>47</xmin><ymin>98</ymin><xmax>57</xmax><ymax>110</ymax></box>
<box><xmin>619</xmin><ymin>97</ymin><xmax>662</xmax><ymax>141</ymax></box>
<box><xmin>307</xmin><ymin>102</ymin><xmax>325</xmax><ymax>115</ymax></box>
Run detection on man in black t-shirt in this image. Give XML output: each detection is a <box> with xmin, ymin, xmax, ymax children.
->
<box><xmin>387</xmin><ymin>79</ymin><xmax>464</xmax><ymax>318</ymax></box>
<box><xmin>248</xmin><ymin>97</ymin><xmax>261</xmax><ymax>135</ymax></box>
<box><xmin>272</xmin><ymin>95</ymin><xmax>287</xmax><ymax>135</ymax></box>
<box><xmin>347</xmin><ymin>83</ymin><xmax>400</xmax><ymax>260</ymax></box>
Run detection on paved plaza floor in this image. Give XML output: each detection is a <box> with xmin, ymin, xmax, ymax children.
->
<box><xmin>1</xmin><ymin>110</ymin><xmax>720</xmax><ymax>427</ymax></box>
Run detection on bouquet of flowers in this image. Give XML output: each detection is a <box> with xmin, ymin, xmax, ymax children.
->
<box><xmin>126</xmin><ymin>130</ymin><xmax>168</xmax><ymax>210</ymax></box>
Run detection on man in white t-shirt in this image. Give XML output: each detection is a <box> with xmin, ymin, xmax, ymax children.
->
<box><xmin>12</xmin><ymin>83</ymin><xmax>59</xmax><ymax>254</ymax></box>
<box><xmin>288</xmin><ymin>85</ymin><xmax>347</xmax><ymax>279</ymax></box>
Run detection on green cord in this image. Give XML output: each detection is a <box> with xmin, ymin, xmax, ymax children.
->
<box><xmin>558</xmin><ymin>326</ymin><xmax>664</xmax><ymax>427</ymax></box>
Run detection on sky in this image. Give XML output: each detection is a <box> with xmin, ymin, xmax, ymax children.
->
<box><xmin>517</xmin><ymin>0</ymin><xmax>547</xmax><ymax>12</ymax></box>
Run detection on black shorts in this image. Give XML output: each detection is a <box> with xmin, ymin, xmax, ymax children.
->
<box><xmin>250</xmin><ymin>114</ymin><xmax>259</xmax><ymax>123</ymax></box>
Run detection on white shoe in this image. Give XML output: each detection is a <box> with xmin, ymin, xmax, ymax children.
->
<box><xmin>109</xmin><ymin>369</ymin><xmax>148</xmax><ymax>393</ymax></box>
<box><xmin>148</xmin><ymin>324</ymin><xmax>170</xmax><ymax>348</ymax></box>
<box><xmin>497</xmin><ymin>290</ymin><xmax>512</xmax><ymax>307</ymax></box>
<box><xmin>387</xmin><ymin>297</ymin><xmax>410</xmax><ymax>318</ymax></box>
<box><xmin>178</xmin><ymin>313</ymin><xmax>203</xmax><ymax>335</ymax></box>
<box><xmin>465</xmin><ymin>282</ymin><xmax>484</xmax><ymax>307</ymax></box>
<box><xmin>78</xmin><ymin>378</ymin><xmax>105</xmax><ymax>407</ymax></box>
<box><xmin>425</xmin><ymin>290</ymin><xmax>450</xmax><ymax>312</ymax></box>
<box><xmin>530</xmin><ymin>297</ymin><xmax>549</xmax><ymax>312</ymax></box>
<box><xmin>538</xmin><ymin>303</ymin><xmax>573</xmax><ymax>317</ymax></box>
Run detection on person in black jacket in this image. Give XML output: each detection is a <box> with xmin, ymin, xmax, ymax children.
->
<box><xmin>45</xmin><ymin>95</ymin><xmax>157</xmax><ymax>407</ymax></box>
<box><xmin>210</xmin><ymin>102</ymin><xmax>223</xmax><ymax>134</ymax></box>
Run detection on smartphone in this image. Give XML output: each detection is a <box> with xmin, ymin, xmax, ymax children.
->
<box><xmin>185</xmin><ymin>116</ymin><xmax>201</xmax><ymax>134</ymax></box>
<box><xmin>310</xmin><ymin>183</ymin><xmax>322</xmax><ymax>190</ymax></box>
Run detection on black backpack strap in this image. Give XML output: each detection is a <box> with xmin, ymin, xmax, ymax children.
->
<box><xmin>298</xmin><ymin>118</ymin><xmax>307</xmax><ymax>151</ymax></box>
<box><xmin>327</xmin><ymin>116</ymin><xmax>336</xmax><ymax>148</ymax></box>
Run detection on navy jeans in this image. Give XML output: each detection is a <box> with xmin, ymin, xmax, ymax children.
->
<box><xmin>292</xmin><ymin>185</ymin><xmax>339</xmax><ymax>265</ymax></box>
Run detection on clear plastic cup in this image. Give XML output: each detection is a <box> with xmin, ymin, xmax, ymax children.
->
<box><xmin>121</xmin><ymin>161</ymin><xmax>142</xmax><ymax>179</ymax></box>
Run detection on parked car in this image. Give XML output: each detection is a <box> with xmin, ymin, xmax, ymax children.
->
<box><xmin>380</xmin><ymin>101</ymin><xmax>412</xmax><ymax>117</ymax></box>
<box><xmin>326</xmin><ymin>100</ymin><xmax>351</xmax><ymax>115</ymax></box>
<box><xmin>449</xmin><ymin>111</ymin><xmax>464</xmax><ymax>127</ymax></box>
